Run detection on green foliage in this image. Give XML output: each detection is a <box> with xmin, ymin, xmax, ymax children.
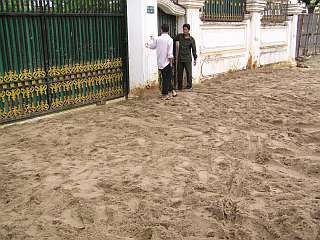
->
<box><xmin>301</xmin><ymin>0</ymin><xmax>320</xmax><ymax>12</ymax></box>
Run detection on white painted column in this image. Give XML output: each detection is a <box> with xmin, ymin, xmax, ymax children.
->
<box><xmin>177</xmin><ymin>0</ymin><xmax>204</xmax><ymax>83</ymax></box>
<box><xmin>246</xmin><ymin>0</ymin><xmax>266</xmax><ymax>68</ymax></box>
<box><xmin>144</xmin><ymin>0</ymin><xmax>160</xmax><ymax>88</ymax></box>
<box><xmin>177</xmin><ymin>15</ymin><xmax>186</xmax><ymax>33</ymax></box>
<box><xmin>127</xmin><ymin>0</ymin><xmax>158</xmax><ymax>91</ymax></box>
<box><xmin>287</xmin><ymin>2</ymin><xmax>303</xmax><ymax>62</ymax></box>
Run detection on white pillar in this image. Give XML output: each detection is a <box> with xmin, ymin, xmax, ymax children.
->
<box><xmin>287</xmin><ymin>3</ymin><xmax>303</xmax><ymax>62</ymax></box>
<box><xmin>177</xmin><ymin>0</ymin><xmax>204</xmax><ymax>83</ymax></box>
<box><xmin>249</xmin><ymin>12</ymin><xmax>262</xmax><ymax>68</ymax></box>
<box><xmin>127</xmin><ymin>0</ymin><xmax>158</xmax><ymax>91</ymax></box>
<box><xmin>177</xmin><ymin>15</ymin><xmax>186</xmax><ymax>33</ymax></box>
<box><xmin>246</xmin><ymin>0</ymin><xmax>266</xmax><ymax>69</ymax></box>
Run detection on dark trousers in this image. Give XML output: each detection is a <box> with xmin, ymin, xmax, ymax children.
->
<box><xmin>160</xmin><ymin>64</ymin><xmax>173</xmax><ymax>95</ymax></box>
<box><xmin>177</xmin><ymin>61</ymin><xmax>192</xmax><ymax>90</ymax></box>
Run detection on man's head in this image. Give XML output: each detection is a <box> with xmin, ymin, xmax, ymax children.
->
<box><xmin>183</xmin><ymin>24</ymin><xmax>190</xmax><ymax>35</ymax></box>
<box><xmin>161</xmin><ymin>24</ymin><xmax>169</xmax><ymax>34</ymax></box>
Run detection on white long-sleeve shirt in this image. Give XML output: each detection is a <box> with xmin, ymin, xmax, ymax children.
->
<box><xmin>147</xmin><ymin>33</ymin><xmax>173</xmax><ymax>70</ymax></box>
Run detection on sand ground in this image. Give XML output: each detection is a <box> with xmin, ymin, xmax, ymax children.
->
<box><xmin>0</xmin><ymin>57</ymin><xmax>320</xmax><ymax>240</ymax></box>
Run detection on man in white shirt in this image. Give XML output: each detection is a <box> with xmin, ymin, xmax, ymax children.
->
<box><xmin>146</xmin><ymin>24</ymin><xmax>177</xmax><ymax>100</ymax></box>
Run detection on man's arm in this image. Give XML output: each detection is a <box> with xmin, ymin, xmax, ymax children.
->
<box><xmin>146</xmin><ymin>37</ymin><xmax>157</xmax><ymax>49</ymax></box>
<box><xmin>173</xmin><ymin>34</ymin><xmax>180</xmax><ymax>42</ymax></box>
<box><xmin>168</xmin><ymin>38</ymin><xmax>174</xmax><ymax>66</ymax></box>
<box><xmin>191</xmin><ymin>37</ymin><xmax>198</xmax><ymax>64</ymax></box>
<box><xmin>173</xmin><ymin>34</ymin><xmax>180</xmax><ymax>60</ymax></box>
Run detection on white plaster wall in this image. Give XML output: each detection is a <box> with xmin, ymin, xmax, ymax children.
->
<box><xmin>127</xmin><ymin>0</ymin><xmax>158</xmax><ymax>90</ymax></box>
<box><xmin>127</xmin><ymin>1</ymin><xmax>299</xmax><ymax>89</ymax></box>
<box><xmin>200</xmin><ymin>22</ymin><xmax>249</xmax><ymax>77</ymax></box>
<box><xmin>260</xmin><ymin>24</ymin><xmax>289</xmax><ymax>65</ymax></box>
<box><xmin>261</xmin><ymin>25</ymin><xmax>288</xmax><ymax>44</ymax></box>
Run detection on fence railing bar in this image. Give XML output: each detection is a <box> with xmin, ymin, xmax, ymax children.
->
<box><xmin>0</xmin><ymin>12</ymin><xmax>125</xmax><ymax>17</ymax></box>
<box><xmin>262</xmin><ymin>0</ymin><xmax>288</xmax><ymax>23</ymax></box>
<box><xmin>0</xmin><ymin>0</ymin><xmax>127</xmax><ymax>124</ymax></box>
<box><xmin>201</xmin><ymin>0</ymin><xmax>246</xmax><ymax>22</ymax></box>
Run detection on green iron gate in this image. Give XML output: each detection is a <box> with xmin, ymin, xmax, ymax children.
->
<box><xmin>0</xmin><ymin>0</ymin><xmax>128</xmax><ymax>124</ymax></box>
<box><xmin>158</xmin><ymin>8</ymin><xmax>177</xmax><ymax>38</ymax></box>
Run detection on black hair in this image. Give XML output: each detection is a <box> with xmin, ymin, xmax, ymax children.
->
<box><xmin>183</xmin><ymin>24</ymin><xmax>190</xmax><ymax>30</ymax></box>
<box><xmin>161</xmin><ymin>24</ymin><xmax>169</xmax><ymax>33</ymax></box>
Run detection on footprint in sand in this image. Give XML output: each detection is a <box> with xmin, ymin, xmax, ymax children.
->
<box><xmin>198</xmin><ymin>170</ymin><xmax>209</xmax><ymax>184</ymax></box>
<box><xmin>60</xmin><ymin>208</ymin><xmax>85</xmax><ymax>229</ymax></box>
<box><xmin>304</xmin><ymin>130</ymin><xmax>320</xmax><ymax>144</ymax></box>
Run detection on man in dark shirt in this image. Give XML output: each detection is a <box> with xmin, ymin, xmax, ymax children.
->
<box><xmin>174</xmin><ymin>24</ymin><xmax>197</xmax><ymax>91</ymax></box>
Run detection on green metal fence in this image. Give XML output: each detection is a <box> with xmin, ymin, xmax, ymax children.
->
<box><xmin>0</xmin><ymin>0</ymin><xmax>128</xmax><ymax>124</ymax></box>
<box><xmin>262</xmin><ymin>0</ymin><xmax>288</xmax><ymax>23</ymax></box>
<box><xmin>201</xmin><ymin>0</ymin><xmax>246</xmax><ymax>22</ymax></box>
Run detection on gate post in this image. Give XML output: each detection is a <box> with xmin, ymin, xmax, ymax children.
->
<box><xmin>246</xmin><ymin>0</ymin><xmax>266</xmax><ymax>69</ymax></box>
<box><xmin>178</xmin><ymin>0</ymin><xmax>205</xmax><ymax>83</ymax></box>
<box><xmin>287</xmin><ymin>2</ymin><xmax>303</xmax><ymax>61</ymax></box>
<box><xmin>127</xmin><ymin>0</ymin><xmax>159</xmax><ymax>91</ymax></box>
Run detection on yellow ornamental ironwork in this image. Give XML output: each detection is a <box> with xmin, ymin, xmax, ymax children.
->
<box><xmin>102</xmin><ymin>75</ymin><xmax>108</xmax><ymax>82</ymax></box>
<box><xmin>23</xmin><ymin>87</ymin><xmax>34</xmax><ymax>98</ymax></box>
<box><xmin>47</xmin><ymin>58</ymin><xmax>122</xmax><ymax>78</ymax></box>
<box><xmin>0</xmin><ymin>91</ymin><xmax>6</xmax><ymax>101</ymax></box>
<box><xmin>39</xmin><ymin>85</ymin><xmax>47</xmax><ymax>95</ymax></box>
<box><xmin>70</xmin><ymin>65</ymin><xmax>77</xmax><ymax>74</ymax></box>
<box><xmin>60</xmin><ymin>65</ymin><xmax>71</xmax><ymax>75</ymax></box>
<box><xmin>63</xmin><ymin>81</ymin><xmax>71</xmax><ymax>91</ymax></box>
<box><xmin>96</xmin><ymin>76</ymin><xmax>103</xmax><ymax>85</ymax></box>
<box><xmin>97</xmin><ymin>62</ymin><xmax>104</xmax><ymax>71</ymax></box>
<box><xmin>34</xmin><ymin>105</ymin><xmax>40</xmax><ymax>112</ymax></box>
<box><xmin>11</xmin><ymin>106</ymin><xmax>21</xmax><ymax>117</ymax></box>
<box><xmin>106</xmin><ymin>74</ymin><xmax>112</xmax><ymax>82</ymax></box>
<box><xmin>51</xmin><ymin>99</ymin><xmax>58</xmax><ymax>108</ymax></box>
<box><xmin>6</xmin><ymin>89</ymin><xmax>21</xmax><ymax>101</ymax></box>
<box><xmin>93</xmin><ymin>63</ymin><xmax>100</xmax><ymax>71</ymax></box>
<box><xmin>74</xmin><ymin>64</ymin><xmax>81</xmax><ymax>73</ymax></box>
<box><xmin>75</xmin><ymin>79</ymin><xmax>81</xmax><ymax>89</ymax></box>
<box><xmin>84</xmin><ymin>64</ymin><xmax>91</xmax><ymax>72</ymax></box>
<box><xmin>4</xmin><ymin>71</ymin><xmax>19</xmax><ymax>83</ymax></box>
<box><xmin>26</xmin><ymin>104</ymin><xmax>36</xmax><ymax>113</ymax></box>
<box><xmin>19</xmin><ymin>69</ymin><xmax>33</xmax><ymax>81</ymax></box>
<box><xmin>52</xmin><ymin>98</ymin><xmax>64</xmax><ymax>109</ymax></box>
<box><xmin>40</xmin><ymin>102</ymin><xmax>49</xmax><ymax>111</ymax></box>
<box><xmin>35</xmin><ymin>86</ymin><xmax>40</xmax><ymax>96</ymax></box>
<box><xmin>106</xmin><ymin>60</ymin><xmax>112</xmax><ymax>69</ymax></box>
<box><xmin>0</xmin><ymin>108</ymin><xmax>5</xmax><ymax>119</ymax></box>
<box><xmin>33</xmin><ymin>69</ymin><xmax>46</xmax><ymax>79</ymax></box>
<box><xmin>55</xmin><ymin>83</ymin><xmax>63</xmax><ymax>93</ymax></box>
<box><xmin>119</xmin><ymin>58</ymin><xmax>123</xmax><ymax>67</ymax></box>
<box><xmin>87</xmin><ymin>77</ymin><xmax>94</xmax><ymax>86</ymax></box>
<box><xmin>48</xmin><ymin>66</ymin><xmax>60</xmax><ymax>77</ymax></box>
